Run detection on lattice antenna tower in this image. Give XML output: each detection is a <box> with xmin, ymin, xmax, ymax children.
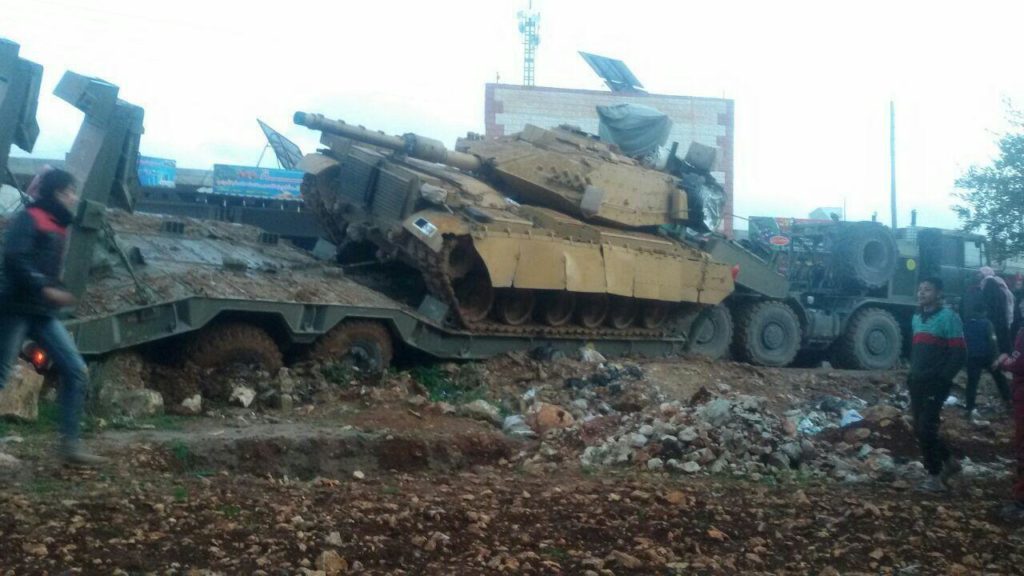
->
<box><xmin>518</xmin><ymin>1</ymin><xmax>540</xmax><ymax>86</ymax></box>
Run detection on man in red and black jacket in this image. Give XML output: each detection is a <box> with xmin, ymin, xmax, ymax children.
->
<box><xmin>0</xmin><ymin>169</ymin><xmax>106</xmax><ymax>465</ymax></box>
<box><xmin>908</xmin><ymin>277</ymin><xmax>966</xmax><ymax>492</ymax></box>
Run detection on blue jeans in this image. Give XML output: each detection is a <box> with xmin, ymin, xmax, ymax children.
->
<box><xmin>0</xmin><ymin>313</ymin><xmax>88</xmax><ymax>442</ymax></box>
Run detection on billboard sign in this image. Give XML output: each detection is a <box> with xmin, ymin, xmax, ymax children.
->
<box><xmin>748</xmin><ymin>216</ymin><xmax>832</xmax><ymax>252</ymax></box>
<box><xmin>212</xmin><ymin>164</ymin><xmax>304</xmax><ymax>200</ymax></box>
<box><xmin>137</xmin><ymin>156</ymin><xmax>176</xmax><ymax>188</ymax></box>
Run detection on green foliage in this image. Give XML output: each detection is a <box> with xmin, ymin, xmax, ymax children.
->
<box><xmin>955</xmin><ymin>110</ymin><xmax>1024</xmax><ymax>263</ymax></box>
<box><xmin>541</xmin><ymin>547</ymin><xmax>569</xmax><ymax>562</ymax></box>
<box><xmin>109</xmin><ymin>413</ymin><xmax>185</xmax><ymax>431</ymax></box>
<box><xmin>220</xmin><ymin>504</ymin><xmax>241</xmax><ymax>518</ymax></box>
<box><xmin>320</xmin><ymin>362</ymin><xmax>355</xmax><ymax>386</ymax></box>
<box><xmin>0</xmin><ymin>400</ymin><xmax>60</xmax><ymax>437</ymax></box>
<box><xmin>172</xmin><ymin>485</ymin><xmax>188</xmax><ymax>502</ymax></box>
<box><xmin>26</xmin><ymin>479</ymin><xmax>60</xmax><ymax>495</ymax></box>
<box><xmin>169</xmin><ymin>440</ymin><xmax>193</xmax><ymax>467</ymax></box>
<box><xmin>412</xmin><ymin>364</ymin><xmax>487</xmax><ymax>404</ymax></box>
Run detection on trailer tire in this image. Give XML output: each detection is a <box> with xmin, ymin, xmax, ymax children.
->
<box><xmin>311</xmin><ymin>321</ymin><xmax>393</xmax><ymax>374</ymax></box>
<box><xmin>732</xmin><ymin>300</ymin><xmax>801</xmax><ymax>367</ymax></box>
<box><xmin>682</xmin><ymin>304</ymin><xmax>733</xmax><ymax>360</ymax></box>
<box><xmin>186</xmin><ymin>322</ymin><xmax>283</xmax><ymax>375</ymax></box>
<box><xmin>836</xmin><ymin>222</ymin><xmax>898</xmax><ymax>289</ymax></box>
<box><xmin>831</xmin><ymin>307</ymin><xmax>902</xmax><ymax>370</ymax></box>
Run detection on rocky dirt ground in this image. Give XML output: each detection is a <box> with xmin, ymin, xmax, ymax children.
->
<box><xmin>1</xmin><ymin>352</ymin><xmax>1023</xmax><ymax>575</ymax></box>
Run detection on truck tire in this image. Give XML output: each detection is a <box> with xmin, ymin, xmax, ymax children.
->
<box><xmin>836</xmin><ymin>222</ymin><xmax>897</xmax><ymax>289</ymax></box>
<box><xmin>186</xmin><ymin>322</ymin><xmax>283</xmax><ymax>375</ymax></box>
<box><xmin>732</xmin><ymin>301</ymin><xmax>801</xmax><ymax>367</ymax></box>
<box><xmin>682</xmin><ymin>304</ymin><xmax>733</xmax><ymax>360</ymax></box>
<box><xmin>311</xmin><ymin>321</ymin><xmax>393</xmax><ymax>374</ymax></box>
<box><xmin>830</xmin><ymin>307</ymin><xmax>902</xmax><ymax>370</ymax></box>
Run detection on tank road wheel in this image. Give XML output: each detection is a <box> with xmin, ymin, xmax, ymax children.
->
<box><xmin>495</xmin><ymin>289</ymin><xmax>536</xmax><ymax>325</ymax></box>
<box><xmin>640</xmin><ymin>300</ymin><xmax>673</xmax><ymax>330</ymax></box>
<box><xmin>732</xmin><ymin>301</ymin><xmax>801</xmax><ymax>367</ymax></box>
<box><xmin>312</xmin><ymin>321</ymin><xmax>394</xmax><ymax>374</ymax></box>
<box><xmin>681</xmin><ymin>304</ymin><xmax>733</xmax><ymax>360</ymax></box>
<box><xmin>830</xmin><ymin>307</ymin><xmax>902</xmax><ymax>370</ymax></box>
<box><xmin>454</xmin><ymin>271</ymin><xmax>494</xmax><ymax>323</ymax></box>
<box><xmin>607</xmin><ymin>296</ymin><xmax>638</xmax><ymax>329</ymax></box>
<box><xmin>185</xmin><ymin>322</ymin><xmax>283</xmax><ymax>383</ymax></box>
<box><xmin>539</xmin><ymin>291</ymin><xmax>575</xmax><ymax>327</ymax></box>
<box><xmin>575</xmin><ymin>293</ymin><xmax>609</xmax><ymax>329</ymax></box>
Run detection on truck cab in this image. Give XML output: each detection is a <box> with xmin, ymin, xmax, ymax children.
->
<box><xmin>891</xmin><ymin>227</ymin><xmax>988</xmax><ymax>303</ymax></box>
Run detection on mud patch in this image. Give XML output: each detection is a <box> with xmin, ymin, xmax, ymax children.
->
<box><xmin>377</xmin><ymin>436</ymin><xmax>430</xmax><ymax>471</ymax></box>
<box><xmin>145</xmin><ymin>425</ymin><xmax>522</xmax><ymax>480</ymax></box>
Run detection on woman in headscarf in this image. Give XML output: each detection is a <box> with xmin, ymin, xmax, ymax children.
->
<box><xmin>980</xmin><ymin>266</ymin><xmax>1016</xmax><ymax>354</ymax></box>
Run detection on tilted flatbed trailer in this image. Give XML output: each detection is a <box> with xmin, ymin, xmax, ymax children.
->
<box><xmin>59</xmin><ymin>212</ymin><xmax>686</xmax><ymax>367</ymax></box>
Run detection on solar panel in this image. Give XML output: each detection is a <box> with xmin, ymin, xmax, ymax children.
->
<box><xmin>579</xmin><ymin>51</ymin><xmax>644</xmax><ymax>93</ymax></box>
<box><xmin>257</xmin><ymin>119</ymin><xmax>304</xmax><ymax>170</ymax></box>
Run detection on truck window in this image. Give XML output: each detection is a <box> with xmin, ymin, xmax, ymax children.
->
<box><xmin>941</xmin><ymin>236</ymin><xmax>963</xmax><ymax>266</ymax></box>
<box><xmin>964</xmin><ymin>240</ymin><xmax>984</xmax><ymax>268</ymax></box>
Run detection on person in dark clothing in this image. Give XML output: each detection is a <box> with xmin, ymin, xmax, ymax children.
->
<box><xmin>979</xmin><ymin>266</ymin><xmax>1014</xmax><ymax>355</ymax></box>
<box><xmin>0</xmin><ymin>169</ymin><xmax>106</xmax><ymax>466</ymax></box>
<box><xmin>996</xmin><ymin>301</ymin><xmax>1024</xmax><ymax>520</ymax></box>
<box><xmin>1011</xmin><ymin>274</ymin><xmax>1023</xmax><ymax>338</ymax></box>
<box><xmin>962</xmin><ymin>300</ymin><xmax>1011</xmax><ymax>421</ymax></box>
<box><xmin>908</xmin><ymin>277</ymin><xmax>967</xmax><ymax>492</ymax></box>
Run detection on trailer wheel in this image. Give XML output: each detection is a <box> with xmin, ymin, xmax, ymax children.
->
<box><xmin>831</xmin><ymin>307</ymin><xmax>902</xmax><ymax>370</ymax></box>
<box><xmin>682</xmin><ymin>304</ymin><xmax>733</xmax><ymax>360</ymax></box>
<box><xmin>732</xmin><ymin>301</ymin><xmax>801</xmax><ymax>367</ymax></box>
<box><xmin>312</xmin><ymin>321</ymin><xmax>393</xmax><ymax>374</ymax></box>
<box><xmin>186</xmin><ymin>322</ymin><xmax>282</xmax><ymax>375</ymax></box>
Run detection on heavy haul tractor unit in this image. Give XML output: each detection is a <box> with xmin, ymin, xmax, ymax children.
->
<box><xmin>292</xmin><ymin>113</ymin><xmax>735</xmax><ymax>351</ymax></box>
<box><xmin>716</xmin><ymin>216</ymin><xmax>990</xmax><ymax>370</ymax></box>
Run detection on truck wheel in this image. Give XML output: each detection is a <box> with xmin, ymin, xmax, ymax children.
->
<box><xmin>831</xmin><ymin>307</ymin><xmax>902</xmax><ymax>370</ymax></box>
<box><xmin>682</xmin><ymin>304</ymin><xmax>733</xmax><ymax>360</ymax></box>
<box><xmin>312</xmin><ymin>321</ymin><xmax>393</xmax><ymax>374</ymax></box>
<box><xmin>732</xmin><ymin>301</ymin><xmax>801</xmax><ymax>367</ymax></box>
<box><xmin>186</xmin><ymin>322</ymin><xmax>282</xmax><ymax>375</ymax></box>
<box><xmin>836</xmin><ymin>222</ymin><xmax>897</xmax><ymax>290</ymax></box>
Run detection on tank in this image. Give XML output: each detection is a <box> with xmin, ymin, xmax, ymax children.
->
<box><xmin>293</xmin><ymin>112</ymin><xmax>735</xmax><ymax>335</ymax></box>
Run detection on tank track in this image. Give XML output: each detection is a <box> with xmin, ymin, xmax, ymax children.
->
<box><xmin>410</xmin><ymin>236</ymin><xmax>681</xmax><ymax>340</ymax></box>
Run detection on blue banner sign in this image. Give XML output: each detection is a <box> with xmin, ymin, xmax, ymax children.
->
<box><xmin>212</xmin><ymin>164</ymin><xmax>303</xmax><ymax>200</ymax></box>
<box><xmin>137</xmin><ymin>156</ymin><xmax>177</xmax><ymax>188</ymax></box>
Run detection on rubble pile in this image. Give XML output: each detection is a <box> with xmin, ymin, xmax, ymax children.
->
<box><xmin>575</xmin><ymin>390</ymin><xmax>819</xmax><ymax>479</ymax></box>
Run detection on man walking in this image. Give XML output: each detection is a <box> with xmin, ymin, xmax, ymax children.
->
<box><xmin>0</xmin><ymin>169</ymin><xmax>105</xmax><ymax>465</ymax></box>
<box><xmin>908</xmin><ymin>277</ymin><xmax>966</xmax><ymax>492</ymax></box>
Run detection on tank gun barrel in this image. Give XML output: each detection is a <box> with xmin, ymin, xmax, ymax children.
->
<box><xmin>294</xmin><ymin>112</ymin><xmax>481</xmax><ymax>172</ymax></box>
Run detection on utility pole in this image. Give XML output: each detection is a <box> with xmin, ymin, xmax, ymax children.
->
<box><xmin>890</xmin><ymin>101</ymin><xmax>897</xmax><ymax>230</ymax></box>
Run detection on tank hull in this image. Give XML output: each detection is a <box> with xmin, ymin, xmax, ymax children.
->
<box><xmin>299</xmin><ymin>131</ymin><xmax>733</xmax><ymax>334</ymax></box>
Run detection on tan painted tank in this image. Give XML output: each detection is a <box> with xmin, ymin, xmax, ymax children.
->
<box><xmin>293</xmin><ymin>112</ymin><xmax>734</xmax><ymax>335</ymax></box>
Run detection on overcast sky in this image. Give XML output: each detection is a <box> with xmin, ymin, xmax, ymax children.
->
<box><xmin>4</xmin><ymin>0</ymin><xmax>1023</xmax><ymax>230</ymax></box>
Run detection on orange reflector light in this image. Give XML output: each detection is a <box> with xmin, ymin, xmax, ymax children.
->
<box><xmin>20</xmin><ymin>343</ymin><xmax>50</xmax><ymax>372</ymax></box>
<box><xmin>731</xmin><ymin>265</ymin><xmax>741</xmax><ymax>281</ymax></box>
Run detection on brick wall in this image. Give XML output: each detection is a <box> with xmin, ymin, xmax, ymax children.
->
<box><xmin>484</xmin><ymin>84</ymin><xmax>734</xmax><ymax>236</ymax></box>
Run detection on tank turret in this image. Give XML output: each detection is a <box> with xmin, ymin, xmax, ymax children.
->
<box><xmin>295</xmin><ymin>112</ymin><xmax>734</xmax><ymax>335</ymax></box>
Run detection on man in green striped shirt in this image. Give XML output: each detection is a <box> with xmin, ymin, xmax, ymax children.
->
<box><xmin>909</xmin><ymin>277</ymin><xmax>967</xmax><ymax>492</ymax></box>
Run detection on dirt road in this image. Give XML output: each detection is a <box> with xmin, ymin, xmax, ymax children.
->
<box><xmin>1</xmin><ymin>355</ymin><xmax>1021</xmax><ymax>575</ymax></box>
